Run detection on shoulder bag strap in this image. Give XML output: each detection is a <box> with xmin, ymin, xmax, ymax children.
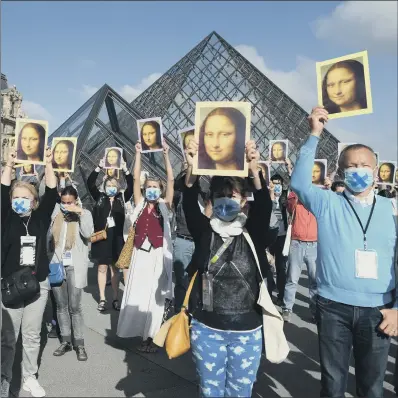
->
<box><xmin>181</xmin><ymin>271</ymin><xmax>198</xmax><ymax>311</ymax></box>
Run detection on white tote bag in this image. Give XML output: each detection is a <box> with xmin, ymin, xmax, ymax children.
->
<box><xmin>282</xmin><ymin>207</ymin><xmax>296</xmax><ymax>257</ymax></box>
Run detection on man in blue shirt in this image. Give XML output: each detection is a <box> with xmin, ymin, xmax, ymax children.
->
<box><xmin>291</xmin><ymin>106</ymin><xmax>398</xmax><ymax>398</ymax></box>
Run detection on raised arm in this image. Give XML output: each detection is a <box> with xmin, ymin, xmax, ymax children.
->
<box><xmin>133</xmin><ymin>142</ymin><xmax>143</xmax><ymax>205</ymax></box>
<box><xmin>87</xmin><ymin>159</ymin><xmax>105</xmax><ymax>202</ymax></box>
<box><xmin>290</xmin><ymin>106</ymin><xmax>331</xmax><ymax>218</ymax></box>
<box><xmin>37</xmin><ymin>148</ymin><xmax>59</xmax><ymax>226</ymax></box>
<box><xmin>163</xmin><ymin>142</ymin><xmax>174</xmax><ymax>206</ymax></box>
<box><xmin>121</xmin><ymin>159</ymin><xmax>134</xmax><ymax>202</ymax></box>
<box><xmin>1</xmin><ymin>150</ymin><xmax>15</xmax><ymax>221</ymax></box>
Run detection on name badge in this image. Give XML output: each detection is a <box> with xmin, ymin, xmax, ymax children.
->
<box><xmin>20</xmin><ymin>236</ymin><xmax>37</xmax><ymax>266</ymax></box>
<box><xmin>355</xmin><ymin>249</ymin><xmax>378</xmax><ymax>279</ymax></box>
<box><xmin>202</xmin><ymin>273</ymin><xmax>214</xmax><ymax>312</ymax></box>
<box><xmin>107</xmin><ymin>217</ymin><xmax>115</xmax><ymax>228</ymax></box>
<box><xmin>62</xmin><ymin>251</ymin><xmax>72</xmax><ymax>266</ymax></box>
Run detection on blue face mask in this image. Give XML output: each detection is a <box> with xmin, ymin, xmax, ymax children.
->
<box><xmin>105</xmin><ymin>187</ymin><xmax>117</xmax><ymax>197</ymax></box>
<box><xmin>145</xmin><ymin>187</ymin><xmax>161</xmax><ymax>201</ymax></box>
<box><xmin>274</xmin><ymin>184</ymin><xmax>282</xmax><ymax>195</ymax></box>
<box><xmin>12</xmin><ymin>198</ymin><xmax>32</xmax><ymax>215</ymax></box>
<box><xmin>344</xmin><ymin>167</ymin><xmax>375</xmax><ymax>193</ymax></box>
<box><xmin>213</xmin><ymin>197</ymin><xmax>241</xmax><ymax>222</ymax></box>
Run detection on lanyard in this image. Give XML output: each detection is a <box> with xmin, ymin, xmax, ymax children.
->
<box><xmin>343</xmin><ymin>192</ymin><xmax>376</xmax><ymax>250</ymax></box>
<box><xmin>207</xmin><ymin>234</ymin><xmax>234</xmax><ymax>271</ymax></box>
<box><xmin>21</xmin><ymin>215</ymin><xmax>32</xmax><ymax>236</ymax></box>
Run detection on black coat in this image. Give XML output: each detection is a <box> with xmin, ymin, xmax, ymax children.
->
<box><xmin>182</xmin><ymin>174</ymin><xmax>273</xmax><ymax>325</ymax></box>
<box><xmin>87</xmin><ymin>170</ymin><xmax>133</xmax><ymax>263</ymax></box>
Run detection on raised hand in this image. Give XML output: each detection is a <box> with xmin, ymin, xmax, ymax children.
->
<box><xmin>163</xmin><ymin>141</ymin><xmax>170</xmax><ymax>156</ymax></box>
<box><xmin>324</xmin><ymin>176</ymin><xmax>332</xmax><ymax>189</ymax></box>
<box><xmin>135</xmin><ymin>142</ymin><xmax>142</xmax><ymax>154</ymax></box>
<box><xmin>308</xmin><ymin>106</ymin><xmax>329</xmax><ymax>137</ymax></box>
<box><xmin>45</xmin><ymin>146</ymin><xmax>53</xmax><ymax>164</ymax></box>
<box><xmin>7</xmin><ymin>149</ymin><xmax>16</xmax><ymax>167</ymax></box>
<box><xmin>245</xmin><ymin>140</ymin><xmax>260</xmax><ymax>173</ymax></box>
<box><xmin>185</xmin><ymin>139</ymin><xmax>198</xmax><ymax>167</ymax></box>
<box><xmin>99</xmin><ymin>158</ymin><xmax>105</xmax><ymax>169</ymax></box>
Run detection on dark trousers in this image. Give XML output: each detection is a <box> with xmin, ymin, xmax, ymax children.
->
<box><xmin>316</xmin><ymin>295</ymin><xmax>391</xmax><ymax>397</ymax></box>
<box><xmin>269</xmin><ymin>235</ymin><xmax>288</xmax><ymax>300</ymax></box>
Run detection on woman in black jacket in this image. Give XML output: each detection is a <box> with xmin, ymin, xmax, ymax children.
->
<box><xmin>182</xmin><ymin>139</ymin><xmax>273</xmax><ymax>398</ymax></box>
<box><xmin>1</xmin><ymin>148</ymin><xmax>58</xmax><ymax>398</ymax></box>
<box><xmin>87</xmin><ymin>158</ymin><xmax>133</xmax><ymax>312</ymax></box>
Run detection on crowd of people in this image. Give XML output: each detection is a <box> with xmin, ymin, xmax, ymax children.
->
<box><xmin>1</xmin><ymin>106</ymin><xmax>398</xmax><ymax>398</ymax></box>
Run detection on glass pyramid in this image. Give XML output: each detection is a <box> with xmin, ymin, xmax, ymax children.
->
<box><xmin>51</xmin><ymin>31</ymin><xmax>340</xmax><ymax>208</ymax></box>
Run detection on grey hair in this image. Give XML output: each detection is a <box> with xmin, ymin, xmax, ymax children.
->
<box><xmin>338</xmin><ymin>144</ymin><xmax>377</xmax><ymax>170</ymax></box>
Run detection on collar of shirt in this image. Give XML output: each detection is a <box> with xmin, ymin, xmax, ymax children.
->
<box><xmin>344</xmin><ymin>189</ymin><xmax>375</xmax><ymax>207</ymax></box>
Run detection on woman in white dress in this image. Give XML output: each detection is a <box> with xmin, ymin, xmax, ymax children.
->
<box><xmin>117</xmin><ymin>141</ymin><xmax>174</xmax><ymax>353</ymax></box>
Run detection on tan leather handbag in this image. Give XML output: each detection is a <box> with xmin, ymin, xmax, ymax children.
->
<box><xmin>115</xmin><ymin>227</ymin><xmax>135</xmax><ymax>269</ymax></box>
<box><xmin>153</xmin><ymin>271</ymin><xmax>198</xmax><ymax>359</ymax></box>
<box><xmin>90</xmin><ymin>229</ymin><xmax>107</xmax><ymax>243</ymax></box>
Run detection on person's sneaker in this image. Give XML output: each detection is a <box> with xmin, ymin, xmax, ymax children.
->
<box><xmin>53</xmin><ymin>342</ymin><xmax>72</xmax><ymax>357</ymax></box>
<box><xmin>47</xmin><ymin>325</ymin><xmax>59</xmax><ymax>339</ymax></box>
<box><xmin>22</xmin><ymin>377</ymin><xmax>46</xmax><ymax>397</ymax></box>
<box><xmin>1</xmin><ymin>378</ymin><xmax>10</xmax><ymax>398</ymax></box>
<box><xmin>282</xmin><ymin>310</ymin><xmax>292</xmax><ymax>323</ymax></box>
<box><xmin>75</xmin><ymin>346</ymin><xmax>88</xmax><ymax>362</ymax></box>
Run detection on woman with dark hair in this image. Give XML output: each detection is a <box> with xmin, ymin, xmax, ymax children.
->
<box><xmin>322</xmin><ymin>60</ymin><xmax>367</xmax><ymax>114</ymax></box>
<box><xmin>271</xmin><ymin>141</ymin><xmax>287</xmax><ymax>162</ymax></box>
<box><xmin>87</xmin><ymin>158</ymin><xmax>133</xmax><ymax>312</ymax></box>
<box><xmin>17</xmin><ymin>122</ymin><xmax>46</xmax><ymax>163</ymax></box>
<box><xmin>182</xmin><ymin>139</ymin><xmax>287</xmax><ymax>397</ymax></box>
<box><xmin>105</xmin><ymin>148</ymin><xmax>122</xmax><ymax>169</ymax></box>
<box><xmin>198</xmin><ymin>107</ymin><xmax>246</xmax><ymax>171</ymax></box>
<box><xmin>140</xmin><ymin>121</ymin><xmax>162</xmax><ymax>151</ymax></box>
<box><xmin>117</xmin><ymin>141</ymin><xmax>174</xmax><ymax>353</ymax></box>
<box><xmin>52</xmin><ymin>140</ymin><xmax>75</xmax><ymax>170</ymax></box>
<box><xmin>312</xmin><ymin>161</ymin><xmax>326</xmax><ymax>185</ymax></box>
<box><xmin>47</xmin><ymin>185</ymin><xmax>93</xmax><ymax>361</ymax></box>
<box><xmin>378</xmin><ymin>162</ymin><xmax>395</xmax><ymax>184</ymax></box>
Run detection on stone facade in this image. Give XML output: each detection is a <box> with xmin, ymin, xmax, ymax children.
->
<box><xmin>1</xmin><ymin>73</ymin><xmax>27</xmax><ymax>167</ymax></box>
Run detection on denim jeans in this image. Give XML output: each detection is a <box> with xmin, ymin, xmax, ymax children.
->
<box><xmin>173</xmin><ymin>236</ymin><xmax>195</xmax><ymax>312</ymax></box>
<box><xmin>1</xmin><ymin>280</ymin><xmax>49</xmax><ymax>383</ymax></box>
<box><xmin>316</xmin><ymin>295</ymin><xmax>392</xmax><ymax>397</ymax></box>
<box><xmin>283</xmin><ymin>240</ymin><xmax>317</xmax><ymax>315</ymax></box>
<box><xmin>52</xmin><ymin>267</ymin><xmax>85</xmax><ymax>346</ymax></box>
<box><xmin>269</xmin><ymin>235</ymin><xmax>288</xmax><ymax>300</ymax></box>
<box><xmin>191</xmin><ymin>319</ymin><xmax>263</xmax><ymax>398</ymax></box>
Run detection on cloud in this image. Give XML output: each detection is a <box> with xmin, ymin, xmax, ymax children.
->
<box><xmin>235</xmin><ymin>45</ymin><xmax>317</xmax><ymax>111</ymax></box>
<box><xmin>22</xmin><ymin>101</ymin><xmax>52</xmax><ymax>121</ymax></box>
<box><xmin>118</xmin><ymin>73</ymin><xmax>162</xmax><ymax>102</ymax></box>
<box><xmin>312</xmin><ymin>1</ymin><xmax>398</xmax><ymax>54</ymax></box>
<box><xmin>68</xmin><ymin>84</ymin><xmax>99</xmax><ymax>100</ymax></box>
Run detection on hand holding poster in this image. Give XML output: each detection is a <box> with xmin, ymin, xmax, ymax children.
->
<box><xmin>316</xmin><ymin>50</ymin><xmax>373</xmax><ymax>120</ymax></box>
<box><xmin>193</xmin><ymin>101</ymin><xmax>251</xmax><ymax>177</ymax></box>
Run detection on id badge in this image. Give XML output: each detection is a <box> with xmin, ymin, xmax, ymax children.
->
<box><xmin>62</xmin><ymin>251</ymin><xmax>72</xmax><ymax>266</ymax></box>
<box><xmin>20</xmin><ymin>236</ymin><xmax>37</xmax><ymax>266</ymax></box>
<box><xmin>107</xmin><ymin>217</ymin><xmax>115</xmax><ymax>228</ymax></box>
<box><xmin>202</xmin><ymin>273</ymin><xmax>214</xmax><ymax>312</ymax></box>
<box><xmin>355</xmin><ymin>249</ymin><xmax>378</xmax><ymax>279</ymax></box>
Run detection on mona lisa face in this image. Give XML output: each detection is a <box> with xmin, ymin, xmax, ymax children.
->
<box><xmin>107</xmin><ymin>149</ymin><xmax>119</xmax><ymax>166</ymax></box>
<box><xmin>379</xmin><ymin>164</ymin><xmax>392</xmax><ymax>182</ymax></box>
<box><xmin>54</xmin><ymin>142</ymin><xmax>70</xmax><ymax>168</ymax></box>
<box><xmin>326</xmin><ymin>67</ymin><xmax>358</xmax><ymax>110</ymax></box>
<box><xmin>142</xmin><ymin>125</ymin><xmax>159</xmax><ymax>149</ymax></box>
<box><xmin>21</xmin><ymin>126</ymin><xmax>40</xmax><ymax>158</ymax></box>
<box><xmin>312</xmin><ymin>164</ymin><xmax>322</xmax><ymax>184</ymax></box>
<box><xmin>272</xmin><ymin>143</ymin><xmax>284</xmax><ymax>161</ymax></box>
<box><xmin>204</xmin><ymin>115</ymin><xmax>236</xmax><ymax>166</ymax></box>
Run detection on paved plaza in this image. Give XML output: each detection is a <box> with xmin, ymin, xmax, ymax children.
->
<box><xmin>9</xmin><ymin>265</ymin><xmax>397</xmax><ymax>398</ymax></box>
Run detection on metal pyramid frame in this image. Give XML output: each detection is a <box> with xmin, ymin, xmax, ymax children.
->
<box><xmin>132</xmin><ymin>31</ymin><xmax>339</xmax><ymax>173</ymax></box>
<box><xmin>51</xmin><ymin>31</ymin><xmax>340</xmax><ymax>207</ymax></box>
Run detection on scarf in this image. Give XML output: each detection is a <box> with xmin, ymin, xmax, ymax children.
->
<box><xmin>210</xmin><ymin>213</ymin><xmax>247</xmax><ymax>239</ymax></box>
<box><xmin>51</xmin><ymin>212</ymin><xmax>78</xmax><ymax>252</ymax></box>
